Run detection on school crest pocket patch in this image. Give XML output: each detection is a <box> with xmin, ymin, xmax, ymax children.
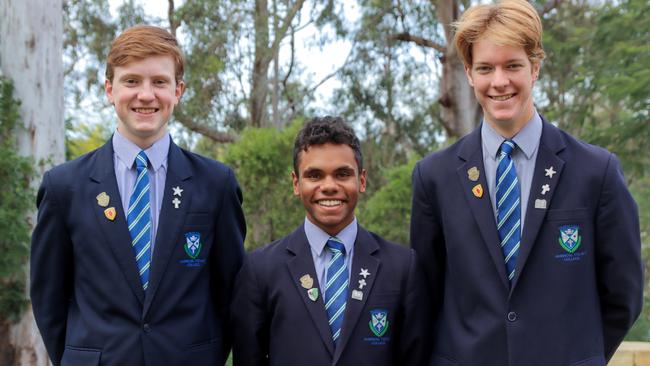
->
<box><xmin>558</xmin><ymin>225</ymin><xmax>581</xmax><ymax>253</ymax></box>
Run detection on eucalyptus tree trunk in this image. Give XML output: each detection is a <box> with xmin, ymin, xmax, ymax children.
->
<box><xmin>435</xmin><ymin>0</ymin><xmax>481</xmax><ymax>138</ymax></box>
<box><xmin>0</xmin><ymin>0</ymin><xmax>64</xmax><ymax>364</ymax></box>
<box><xmin>394</xmin><ymin>0</ymin><xmax>481</xmax><ymax>138</ymax></box>
<box><xmin>250</xmin><ymin>0</ymin><xmax>305</xmax><ymax>128</ymax></box>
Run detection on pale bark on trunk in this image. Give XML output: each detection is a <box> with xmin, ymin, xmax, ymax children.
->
<box><xmin>394</xmin><ymin>0</ymin><xmax>481</xmax><ymax>138</ymax></box>
<box><xmin>250</xmin><ymin>0</ymin><xmax>305</xmax><ymax>128</ymax></box>
<box><xmin>435</xmin><ymin>0</ymin><xmax>481</xmax><ymax>138</ymax></box>
<box><xmin>251</xmin><ymin>0</ymin><xmax>270</xmax><ymax>128</ymax></box>
<box><xmin>0</xmin><ymin>0</ymin><xmax>64</xmax><ymax>365</ymax></box>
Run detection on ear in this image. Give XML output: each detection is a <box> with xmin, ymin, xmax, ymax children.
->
<box><xmin>105</xmin><ymin>79</ymin><xmax>114</xmax><ymax>104</ymax></box>
<box><xmin>465</xmin><ymin>65</ymin><xmax>475</xmax><ymax>87</ymax></box>
<box><xmin>175</xmin><ymin>80</ymin><xmax>185</xmax><ymax>104</ymax></box>
<box><xmin>532</xmin><ymin>62</ymin><xmax>541</xmax><ymax>82</ymax></box>
<box><xmin>291</xmin><ymin>171</ymin><xmax>300</xmax><ymax>196</ymax></box>
<box><xmin>358</xmin><ymin>169</ymin><xmax>367</xmax><ymax>193</ymax></box>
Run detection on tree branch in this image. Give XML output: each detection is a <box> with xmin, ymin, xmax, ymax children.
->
<box><xmin>174</xmin><ymin>113</ymin><xmax>237</xmax><ymax>143</ymax></box>
<box><xmin>268</xmin><ymin>0</ymin><xmax>306</xmax><ymax>59</ymax></box>
<box><xmin>168</xmin><ymin>0</ymin><xmax>180</xmax><ymax>37</ymax></box>
<box><xmin>391</xmin><ymin>32</ymin><xmax>446</xmax><ymax>53</ymax></box>
<box><xmin>540</xmin><ymin>0</ymin><xmax>565</xmax><ymax>15</ymax></box>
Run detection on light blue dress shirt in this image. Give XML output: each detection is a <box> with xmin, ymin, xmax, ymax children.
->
<box><xmin>112</xmin><ymin>130</ymin><xmax>169</xmax><ymax>253</ymax></box>
<box><xmin>304</xmin><ymin>217</ymin><xmax>357</xmax><ymax>301</ymax></box>
<box><xmin>481</xmin><ymin>111</ymin><xmax>542</xmax><ymax>231</ymax></box>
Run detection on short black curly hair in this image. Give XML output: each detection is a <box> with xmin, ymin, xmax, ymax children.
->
<box><xmin>293</xmin><ymin>116</ymin><xmax>363</xmax><ymax>174</ymax></box>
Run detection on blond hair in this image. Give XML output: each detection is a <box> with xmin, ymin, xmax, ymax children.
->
<box><xmin>105</xmin><ymin>25</ymin><xmax>184</xmax><ymax>82</ymax></box>
<box><xmin>453</xmin><ymin>0</ymin><xmax>545</xmax><ymax>67</ymax></box>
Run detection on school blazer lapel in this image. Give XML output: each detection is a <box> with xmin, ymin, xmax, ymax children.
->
<box><xmin>510</xmin><ymin>121</ymin><xmax>566</xmax><ymax>292</ymax></box>
<box><xmin>456</xmin><ymin>128</ymin><xmax>509</xmax><ymax>290</ymax></box>
<box><xmin>285</xmin><ymin>227</ymin><xmax>335</xmax><ymax>357</ymax></box>
<box><xmin>89</xmin><ymin>140</ymin><xmax>145</xmax><ymax>304</ymax></box>
<box><xmin>142</xmin><ymin>141</ymin><xmax>193</xmax><ymax>317</ymax></box>
<box><xmin>332</xmin><ymin>226</ymin><xmax>380</xmax><ymax>365</ymax></box>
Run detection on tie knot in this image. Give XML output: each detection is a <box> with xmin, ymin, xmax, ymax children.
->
<box><xmin>326</xmin><ymin>237</ymin><xmax>346</xmax><ymax>255</ymax></box>
<box><xmin>135</xmin><ymin>151</ymin><xmax>149</xmax><ymax>169</ymax></box>
<box><xmin>500</xmin><ymin>140</ymin><xmax>516</xmax><ymax>157</ymax></box>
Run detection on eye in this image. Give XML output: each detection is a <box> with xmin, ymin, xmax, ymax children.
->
<box><xmin>336</xmin><ymin>169</ymin><xmax>355</xmax><ymax>179</ymax></box>
<box><xmin>305</xmin><ymin>171</ymin><xmax>321</xmax><ymax>180</ymax></box>
<box><xmin>507</xmin><ymin>63</ymin><xmax>524</xmax><ymax>70</ymax></box>
<box><xmin>475</xmin><ymin>65</ymin><xmax>492</xmax><ymax>73</ymax></box>
<box><xmin>124</xmin><ymin>78</ymin><xmax>138</xmax><ymax>86</ymax></box>
<box><xmin>154</xmin><ymin>79</ymin><xmax>168</xmax><ymax>86</ymax></box>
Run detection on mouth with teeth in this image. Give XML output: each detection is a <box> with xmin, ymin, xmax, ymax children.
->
<box><xmin>490</xmin><ymin>94</ymin><xmax>515</xmax><ymax>101</ymax></box>
<box><xmin>316</xmin><ymin>199</ymin><xmax>344</xmax><ymax>207</ymax></box>
<box><xmin>133</xmin><ymin>107</ymin><xmax>159</xmax><ymax>114</ymax></box>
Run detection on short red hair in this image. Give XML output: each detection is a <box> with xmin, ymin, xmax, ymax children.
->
<box><xmin>105</xmin><ymin>25</ymin><xmax>184</xmax><ymax>82</ymax></box>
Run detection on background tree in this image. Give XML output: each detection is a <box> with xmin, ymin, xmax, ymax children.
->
<box><xmin>0</xmin><ymin>0</ymin><xmax>64</xmax><ymax>363</ymax></box>
<box><xmin>223</xmin><ymin>122</ymin><xmax>304</xmax><ymax>250</ymax></box>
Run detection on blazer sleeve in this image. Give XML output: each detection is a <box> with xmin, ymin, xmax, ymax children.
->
<box><xmin>30</xmin><ymin>171</ymin><xmax>73</xmax><ymax>365</ymax></box>
<box><xmin>595</xmin><ymin>154</ymin><xmax>643</xmax><ymax>360</ymax></box>
<box><xmin>212</xmin><ymin>167</ymin><xmax>247</xmax><ymax>359</ymax></box>
<box><xmin>231</xmin><ymin>253</ymin><xmax>269</xmax><ymax>366</ymax></box>
<box><xmin>396</xmin><ymin>249</ymin><xmax>433</xmax><ymax>365</ymax></box>
<box><xmin>410</xmin><ymin>161</ymin><xmax>446</xmax><ymax>317</ymax></box>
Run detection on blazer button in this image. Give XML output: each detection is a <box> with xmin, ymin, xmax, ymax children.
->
<box><xmin>507</xmin><ymin>311</ymin><xmax>517</xmax><ymax>322</ymax></box>
<box><xmin>143</xmin><ymin>323</ymin><xmax>151</xmax><ymax>333</ymax></box>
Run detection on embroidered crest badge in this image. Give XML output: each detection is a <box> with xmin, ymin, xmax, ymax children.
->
<box><xmin>184</xmin><ymin>232</ymin><xmax>202</xmax><ymax>259</ymax></box>
<box><xmin>369</xmin><ymin>309</ymin><xmax>390</xmax><ymax>337</ymax></box>
<box><xmin>558</xmin><ymin>225</ymin><xmax>581</xmax><ymax>253</ymax></box>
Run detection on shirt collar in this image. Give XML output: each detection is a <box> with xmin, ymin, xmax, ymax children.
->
<box><xmin>481</xmin><ymin>110</ymin><xmax>542</xmax><ymax>161</ymax></box>
<box><xmin>112</xmin><ymin>130</ymin><xmax>170</xmax><ymax>171</ymax></box>
<box><xmin>304</xmin><ymin>217</ymin><xmax>358</xmax><ymax>256</ymax></box>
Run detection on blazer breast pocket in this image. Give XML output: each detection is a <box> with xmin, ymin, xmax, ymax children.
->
<box><xmin>61</xmin><ymin>346</ymin><xmax>101</xmax><ymax>366</ymax></box>
<box><xmin>367</xmin><ymin>290</ymin><xmax>400</xmax><ymax>307</ymax></box>
<box><xmin>184</xmin><ymin>212</ymin><xmax>213</xmax><ymax>227</ymax></box>
<box><xmin>571</xmin><ymin>355</ymin><xmax>605</xmax><ymax>366</ymax></box>
<box><xmin>546</xmin><ymin>207</ymin><xmax>590</xmax><ymax>222</ymax></box>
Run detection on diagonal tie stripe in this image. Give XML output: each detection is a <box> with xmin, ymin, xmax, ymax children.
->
<box><xmin>496</xmin><ymin>140</ymin><xmax>521</xmax><ymax>284</ymax></box>
<box><xmin>325</xmin><ymin>237</ymin><xmax>348</xmax><ymax>346</ymax></box>
<box><xmin>127</xmin><ymin>151</ymin><xmax>152</xmax><ymax>291</ymax></box>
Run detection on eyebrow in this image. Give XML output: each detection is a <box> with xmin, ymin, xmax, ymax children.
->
<box><xmin>118</xmin><ymin>73</ymin><xmax>172</xmax><ymax>81</ymax></box>
<box><xmin>474</xmin><ymin>58</ymin><xmax>527</xmax><ymax>65</ymax></box>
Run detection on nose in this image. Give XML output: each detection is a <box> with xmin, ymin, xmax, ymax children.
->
<box><xmin>491</xmin><ymin>67</ymin><xmax>509</xmax><ymax>88</ymax></box>
<box><xmin>137</xmin><ymin>82</ymin><xmax>155</xmax><ymax>102</ymax></box>
<box><xmin>320</xmin><ymin>175</ymin><xmax>339</xmax><ymax>194</ymax></box>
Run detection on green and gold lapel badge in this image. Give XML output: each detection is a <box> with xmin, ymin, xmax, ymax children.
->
<box><xmin>558</xmin><ymin>225</ymin><xmax>581</xmax><ymax>253</ymax></box>
<box><xmin>300</xmin><ymin>274</ymin><xmax>319</xmax><ymax>301</ymax></box>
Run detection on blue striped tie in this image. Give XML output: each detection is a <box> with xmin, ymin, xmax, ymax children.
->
<box><xmin>325</xmin><ymin>237</ymin><xmax>348</xmax><ymax>346</ymax></box>
<box><xmin>496</xmin><ymin>140</ymin><xmax>521</xmax><ymax>283</ymax></box>
<box><xmin>127</xmin><ymin>151</ymin><xmax>152</xmax><ymax>291</ymax></box>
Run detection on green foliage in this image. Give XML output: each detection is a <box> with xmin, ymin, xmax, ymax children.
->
<box><xmin>223</xmin><ymin>122</ymin><xmax>304</xmax><ymax>250</ymax></box>
<box><xmin>541</xmin><ymin>0</ymin><xmax>650</xmax><ymax>341</ymax></box>
<box><xmin>540</xmin><ymin>0</ymin><xmax>650</xmax><ymax>178</ymax></box>
<box><xmin>66</xmin><ymin>119</ymin><xmax>113</xmax><ymax>160</ymax></box>
<box><xmin>0</xmin><ymin>77</ymin><xmax>34</xmax><ymax>321</ymax></box>
<box><xmin>360</xmin><ymin>159</ymin><xmax>416</xmax><ymax>245</ymax></box>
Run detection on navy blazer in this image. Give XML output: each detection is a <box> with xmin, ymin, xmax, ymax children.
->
<box><xmin>30</xmin><ymin>138</ymin><xmax>246</xmax><ymax>366</ymax></box>
<box><xmin>231</xmin><ymin>225</ymin><xmax>432</xmax><ymax>366</ymax></box>
<box><xmin>411</xmin><ymin>119</ymin><xmax>643</xmax><ymax>366</ymax></box>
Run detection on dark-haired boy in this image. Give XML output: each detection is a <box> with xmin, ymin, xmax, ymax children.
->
<box><xmin>231</xmin><ymin>116</ymin><xmax>431</xmax><ymax>366</ymax></box>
